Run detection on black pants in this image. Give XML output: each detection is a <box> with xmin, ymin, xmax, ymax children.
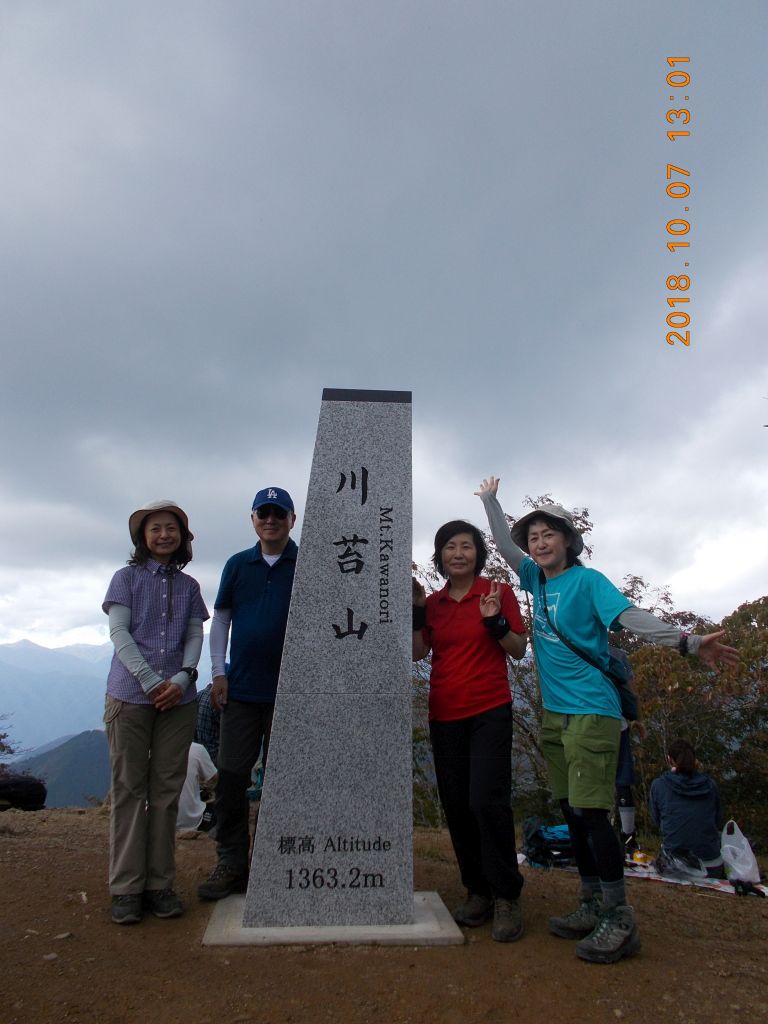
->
<box><xmin>430</xmin><ymin>703</ymin><xmax>524</xmax><ymax>901</ymax></box>
<box><xmin>214</xmin><ymin>700</ymin><xmax>274</xmax><ymax>873</ymax></box>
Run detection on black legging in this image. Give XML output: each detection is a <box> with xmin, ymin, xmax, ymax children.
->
<box><xmin>560</xmin><ymin>798</ymin><xmax>624</xmax><ymax>883</ymax></box>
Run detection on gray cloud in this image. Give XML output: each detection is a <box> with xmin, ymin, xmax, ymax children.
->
<box><xmin>0</xmin><ymin>1</ymin><xmax>766</xmax><ymax>642</ymax></box>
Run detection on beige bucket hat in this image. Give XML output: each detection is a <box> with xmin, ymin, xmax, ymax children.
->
<box><xmin>510</xmin><ymin>503</ymin><xmax>584</xmax><ymax>555</ymax></box>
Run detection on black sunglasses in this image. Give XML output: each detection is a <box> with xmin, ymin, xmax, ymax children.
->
<box><xmin>255</xmin><ymin>504</ymin><xmax>289</xmax><ymax>520</ymax></box>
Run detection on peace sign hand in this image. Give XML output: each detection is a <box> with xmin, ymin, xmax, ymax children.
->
<box><xmin>479</xmin><ymin>582</ymin><xmax>502</xmax><ymax>618</ymax></box>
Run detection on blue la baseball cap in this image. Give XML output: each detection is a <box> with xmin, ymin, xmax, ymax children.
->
<box><xmin>252</xmin><ymin>486</ymin><xmax>295</xmax><ymax>513</ymax></box>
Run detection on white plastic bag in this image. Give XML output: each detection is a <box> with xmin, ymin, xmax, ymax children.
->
<box><xmin>721</xmin><ymin>819</ymin><xmax>761</xmax><ymax>884</ymax></box>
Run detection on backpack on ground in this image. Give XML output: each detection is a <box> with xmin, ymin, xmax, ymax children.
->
<box><xmin>522</xmin><ymin>816</ymin><xmax>574</xmax><ymax>868</ymax></box>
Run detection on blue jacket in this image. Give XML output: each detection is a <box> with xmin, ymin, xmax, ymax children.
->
<box><xmin>649</xmin><ymin>770</ymin><xmax>722</xmax><ymax>861</ymax></box>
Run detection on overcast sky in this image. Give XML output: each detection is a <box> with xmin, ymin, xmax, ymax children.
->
<box><xmin>1</xmin><ymin>1</ymin><xmax>766</xmax><ymax>650</ymax></box>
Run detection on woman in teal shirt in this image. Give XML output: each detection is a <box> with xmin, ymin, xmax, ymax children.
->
<box><xmin>476</xmin><ymin>476</ymin><xmax>737</xmax><ymax>964</ymax></box>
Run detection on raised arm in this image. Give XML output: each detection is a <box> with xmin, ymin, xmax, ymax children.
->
<box><xmin>474</xmin><ymin>476</ymin><xmax>524</xmax><ymax>574</ymax></box>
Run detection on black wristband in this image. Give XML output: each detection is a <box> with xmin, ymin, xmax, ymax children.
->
<box><xmin>482</xmin><ymin>614</ymin><xmax>511</xmax><ymax>640</ymax></box>
<box><xmin>412</xmin><ymin>605</ymin><xmax>427</xmax><ymax>630</ymax></box>
<box><xmin>678</xmin><ymin>632</ymin><xmax>690</xmax><ymax>657</ymax></box>
<box><xmin>182</xmin><ymin>667</ymin><xmax>199</xmax><ymax>683</ymax></box>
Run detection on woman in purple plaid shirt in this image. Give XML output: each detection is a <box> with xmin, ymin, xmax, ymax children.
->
<box><xmin>103</xmin><ymin>500</ymin><xmax>209</xmax><ymax>925</ymax></box>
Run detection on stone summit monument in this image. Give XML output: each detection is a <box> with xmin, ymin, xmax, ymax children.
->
<box><xmin>245</xmin><ymin>387</ymin><xmax>413</xmax><ymax>927</ymax></box>
<box><xmin>203</xmin><ymin>387</ymin><xmax>461</xmax><ymax>945</ymax></box>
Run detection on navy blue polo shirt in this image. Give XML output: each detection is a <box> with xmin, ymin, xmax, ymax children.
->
<box><xmin>214</xmin><ymin>539</ymin><xmax>298</xmax><ymax>702</ymax></box>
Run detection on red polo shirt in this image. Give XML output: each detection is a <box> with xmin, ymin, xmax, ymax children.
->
<box><xmin>423</xmin><ymin>576</ymin><xmax>526</xmax><ymax>722</ymax></box>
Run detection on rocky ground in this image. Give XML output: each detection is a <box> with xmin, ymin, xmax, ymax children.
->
<box><xmin>1</xmin><ymin>807</ymin><xmax>766</xmax><ymax>1024</ymax></box>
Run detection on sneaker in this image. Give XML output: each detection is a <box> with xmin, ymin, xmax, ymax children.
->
<box><xmin>491</xmin><ymin>897</ymin><xmax>523</xmax><ymax>943</ymax></box>
<box><xmin>111</xmin><ymin>894</ymin><xmax>143</xmax><ymax>925</ymax></box>
<box><xmin>548</xmin><ymin>897</ymin><xmax>602</xmax><ymax>939</ymax></box>
<box><xmin>575</xmin><ymin>905</ymin><xmax>641</xmax><ymax>964</ymax></box>
<box><xmin>197</xmin><ymin>863</ymin><xmax>249</xmax><ymax>901</ymax></box>
<box><xmin>144</xmin><ymin>888</ymin><xmax>184</xmax><ymax>918</ymax></box>
<box><xmin>452</xmin><ymin>892</ymin><xmax>493</xmax><ymax>926</ymax></box>
<box><xmin>197</xmin><ymin>809</ymin><xmax>217</xmax><ymax>833</ymax></box>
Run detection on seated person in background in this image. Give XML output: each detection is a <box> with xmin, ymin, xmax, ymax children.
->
<box><xmin>649</xmin><ymin>738</ymin><xmax>725</xmax><ymax>878</ymax></box>
<box><xmin>177</xmin><ymin>742</ymin><xmax>218</xmax><ymax>833</ymax></box>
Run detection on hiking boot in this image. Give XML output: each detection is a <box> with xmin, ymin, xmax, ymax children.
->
<box><xmin>452</xmin><ymin>892</ymin><xmax>493</xmax><ymax>927</ymax></box>
<box><xmin>491</xmin><ymin>897</ymin><xmax>523</xmax><ymax>943</ymax></box>
<box><xmin>575</xmin><ymin>904</ymin><xmax>641</xmax><ymax>964</ymax></box>
<box><xmin>111</xmin><ymin>893</ymin><xmax>143</xmax><ymax>925</ymax></box>
<box><xmin>197</xmin><ymin>863</ymin><xmax>249</xmax><ymax>901</ymax></box>
<box><xmin>144</xmin><ymin>888</ymin><xmax>183</xmax><ymax>918</ymax></box>
<box><xmin>548</xmin><ymin>897</ymin><xmax>602</xmax><ymax>939</ymax></box>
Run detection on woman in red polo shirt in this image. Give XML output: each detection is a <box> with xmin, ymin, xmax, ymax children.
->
<box><xmin>413</xmin><ymin>519</ymin><xmax>527</xmax><ymax>942</ymax></box>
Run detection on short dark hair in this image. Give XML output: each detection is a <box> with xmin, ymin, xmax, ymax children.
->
<box><xmin>432</xmin><ymin>520</ymin><xmax>487</xmax><ymax>577</ymax></box>
<box><xmin>667</xmin><ymin>739</ymin><xmax>697</xmax><ymax>775</ymax></box>
<box><xmin>128</xmin><ymin>512</ymin><xmax>192</xmax><ymax>569</ymax></box>
<box><xmin>526</xmin><ymin>515</ymin><xmax>583</xmax><ymax>568</ymax></box>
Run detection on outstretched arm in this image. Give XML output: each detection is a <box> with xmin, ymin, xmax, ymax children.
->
<box><xmin>617</xmin><ymin>607</ymin><xmax>739</xmax><ymax>669</ymax></box>
<box><xmin>475</xmin><ymin>476</ymin><xmax>524</xmax><ymax>574</ymax></box>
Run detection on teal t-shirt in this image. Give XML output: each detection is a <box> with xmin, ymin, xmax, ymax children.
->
<box><xmin>518</xmin><ymin>556</ymin><xmax>632</xmax><ymax>718</ymax></box>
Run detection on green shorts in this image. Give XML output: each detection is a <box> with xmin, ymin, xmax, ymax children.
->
<box><xmin>540</xmin><ymin>710</ymin><xmax>621</xmax><ymax>810</ymax></box>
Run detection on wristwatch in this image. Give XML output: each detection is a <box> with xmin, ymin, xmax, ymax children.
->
<box><xmin>182</xmin><ymin>667</ymin><xmax>199</xmax><ymax>683</ymax></box>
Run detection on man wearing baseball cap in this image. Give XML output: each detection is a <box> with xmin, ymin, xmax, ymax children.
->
<box><xmin>198</xmin><ymin>486</ymin><xmax>298</xmax><ymax>900</ymax></box>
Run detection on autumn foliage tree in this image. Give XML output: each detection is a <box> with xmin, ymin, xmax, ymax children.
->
<box><xmin>412</xmin><ymin>497</ymin><xmax>768</xmax><ymax>847</ymax></box>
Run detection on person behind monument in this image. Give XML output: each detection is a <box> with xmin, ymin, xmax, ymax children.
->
<box><xmin>475</xmin><ymin>476</ymin><xmax>738</xmax><ymax>963</ymax></box>
<box><xmin>103</xmin><ymin>500</ymin><xmax>209</xmax><ymax>925</ymax></box>
<box><xmin>412</xmin><ymin>520</ymin><xmax>528</xmax><ymax>942</ymax></box>
<box><xmin>198</xmin><ymin>486</ymin><xmax>298</xmax><ymax>900</ymax></box>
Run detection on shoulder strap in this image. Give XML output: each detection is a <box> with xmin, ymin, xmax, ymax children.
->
<box><xmin>537</xmin><ymin>570</ymin><xmax>617</xmax><ymax>682</ymax></box>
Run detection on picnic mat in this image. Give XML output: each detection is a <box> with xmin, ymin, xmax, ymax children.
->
<box><xmin>623</xmin><ymin>861</ymin><xmax>767</xmax><ymax>896</ymax></box>
<box><xmin>520</xmin><ymin>853</ymin><xmax>767</xmax><ymax>897</ymax></box>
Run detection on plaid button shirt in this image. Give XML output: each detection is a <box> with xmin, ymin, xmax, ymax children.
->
<box><xmin>103</xmin><ymin>560</ymin><xmax>209</xmax><ymax>704</ymax></box>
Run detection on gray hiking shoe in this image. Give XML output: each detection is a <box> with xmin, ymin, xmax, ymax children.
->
<box><xmin>111</xmin><ymin>893</ymin><xmax>143</xmax><ymax>925</ymax></box>
<box><xmin>548</xmin><ymin>897</ymin><xmax>602</xmax><ymax>939</ymax></box>
<box><xmin>452</xmin><ymin>892</ymin><xmax>493</xmax><ymax>927</ymax></box>
<box><xmin>491</xmin><ymin>897</ymin><xmax>524</xmax><ymax>943</ymax></box>
<box><xmin>144</xmin><ymin>888</ymin><xmax>184</xmax><ymax>918</ymax></box>
<box><xmin>575</xmin><ymin>904</ymin><xmax>641</xmax><ymax>964</ymax></box>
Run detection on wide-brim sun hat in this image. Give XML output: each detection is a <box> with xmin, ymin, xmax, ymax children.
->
<box><xmin>510</xmin><ymin>503</ymin><xmax>584</xmax><ymax>555</ymax></box>
<box><xmin>129</xmin><ymin>500</ymin><xmax>194</xmax><ymax>559</ymax></box>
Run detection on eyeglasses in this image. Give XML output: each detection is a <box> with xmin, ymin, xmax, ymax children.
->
<box><xmin>254</xmin><ymin>504</ymin><xmax>289</xmax><ymax>520</ymax></box>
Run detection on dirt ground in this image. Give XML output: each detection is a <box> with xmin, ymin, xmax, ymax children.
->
<box><xmin>1</xmin><ymin>808</ymin><xmax>766</xmax><ymax>1024</ymax></box>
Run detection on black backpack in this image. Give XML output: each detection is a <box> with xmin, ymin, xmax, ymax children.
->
<box><xmin>0</xmin><ymin>773</ymin><xmax>47</xmax><ymax>811</ymax></box>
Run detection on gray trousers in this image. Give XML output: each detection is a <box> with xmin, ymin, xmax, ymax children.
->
<box><xmin>105</xmin><ymin>695</ymin><xmax>197</xmax><ymax>894</ymax></box>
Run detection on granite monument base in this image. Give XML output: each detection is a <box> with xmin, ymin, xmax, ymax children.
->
<box><xmin>203</xmin><ymin>891</ymin><xmax>463</xmax><ymax>946</ymax></box>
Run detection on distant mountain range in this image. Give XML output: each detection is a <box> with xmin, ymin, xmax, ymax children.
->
<box><xmin>13</xmin><ymin>730</ymin><xmax>110</xmax><ymax>808</ymax></box>
<box><xmin>0</xmin><ymin>638</ymin><xmax>211</xmax><ymax>754</ymax></box>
